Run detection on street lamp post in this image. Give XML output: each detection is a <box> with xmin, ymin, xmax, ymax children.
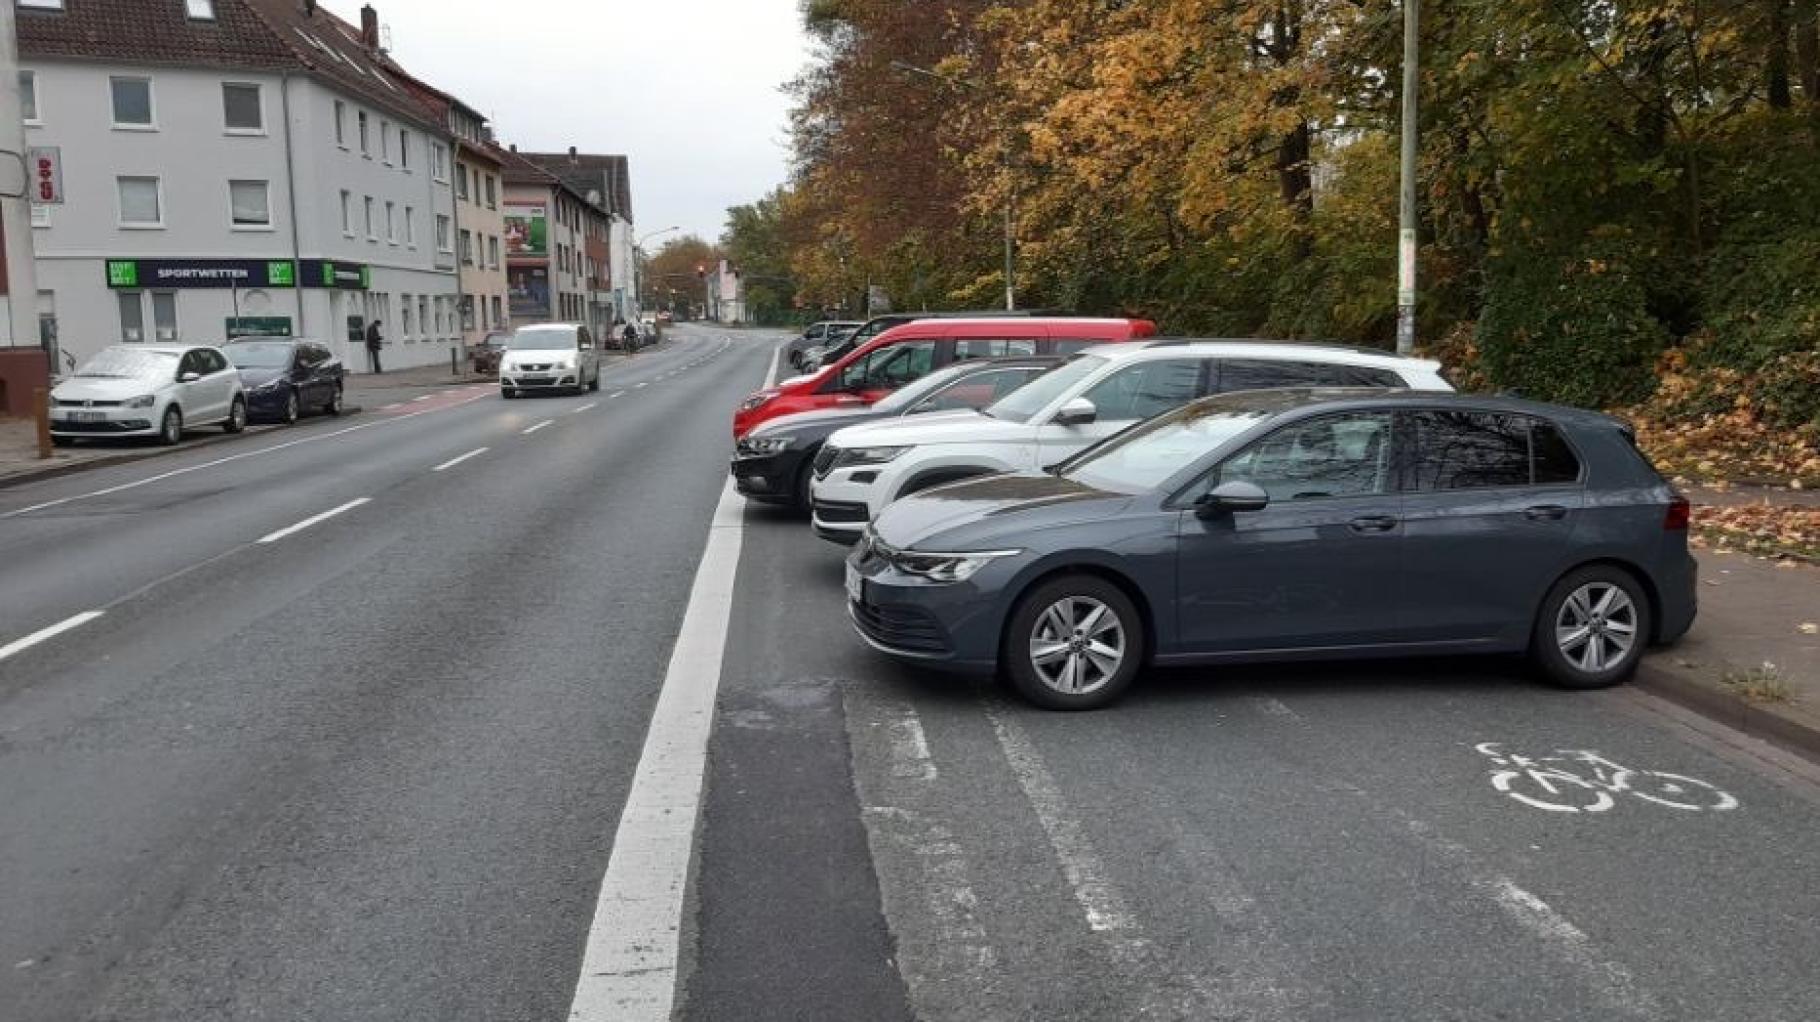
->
<box><xmin>1396</xmin><ymin>0</ymin><xmax>1420</xmax><ymax>355</ymax></box>
<box><xmin>891</xmin><ymin>61</ymin><xmax>1015</xmax><ymax>312</ymax></box>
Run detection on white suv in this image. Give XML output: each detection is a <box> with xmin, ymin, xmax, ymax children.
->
<box><xmin>809</xmin><ymin>340</ymin><xmax>1453</xmax><ymax>542</ymax></box>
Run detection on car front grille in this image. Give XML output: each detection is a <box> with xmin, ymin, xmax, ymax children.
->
<box><xmin>518</xmin><ymin>363</ymin><xmax>553</xmax><ymax>372</ymax></box>
<box><xmin>51</xmin><ymin>419</ymin><xmax>149</xmax><ymax>433</ymax></box>
<box><xmin>53</xmin><ymin>398</ymin><xmax>124</xmax><ymax>408</ymax></box>
<box><xmin>813</xmin><ymin>445</ymin><xmax>840</xmax><ymax>478</ymax></box>
<box><xmin>852</xmin><ymin>600</ymin><xmax>951</xmax><ymax>656</ymax></box>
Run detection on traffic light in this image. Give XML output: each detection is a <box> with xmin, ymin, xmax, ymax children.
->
<box><xmin>696</xmin><ymin>264</ymin><xmax>706</xmax><ymax>279</ymax></box>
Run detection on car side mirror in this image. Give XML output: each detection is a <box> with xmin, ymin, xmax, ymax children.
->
<box><xmin>1195</xmin><ymin>480</ymin><xmax>1269</xmax><ymax>517</ymax></box>
<box><xmin>1053</xmin><ymin>397</ymin><xmax>1097</xmax><ymax>427</ymax></box>
<box><xmin>579</xmin><ymin>341</ymin><xmax>593</xmax><ymax>350</ymax></box>
<box><xmin>179</xmin><ymin>371</ymin><xmax>201</xmax><ymax>383</ymax></box>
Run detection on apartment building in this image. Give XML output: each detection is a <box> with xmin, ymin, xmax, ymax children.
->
<box><xmin>519</xmin><ymin>150</ymin><xmax>636</xmax><ymax>324</ymax></box>
<box><xmin>17</xmin><ymin>0</ymin><xmax>462</xmax><ymax>373</ymax></box>
<box><xmin>501</xmin><ymin>147</ymin><xmax>612</xmax><ymax>334</ymax></box>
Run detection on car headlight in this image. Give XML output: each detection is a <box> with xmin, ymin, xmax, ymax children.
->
<box><xmin>737</xmin><ymin>436</ymin><xmax>793</xmax><ymax>458</ymax></box>
<box><xmin>125</xmin><ymin>394</ymin><xmax>156</xmax><ymax>408</ymax></box>
<box><xmin>890</xmin><ymin>548</ymin><xmax>1022</xmax><ymax>583</ymax></box>
<box><xmin>834</xmin><ymin>445</ymin><xmax>909</xmax><ymax>468</ymax></box>
<box><xmin>739</xmin><ymin>388</ymin><xmax>781</xmax><ymax>413</ymax></box>
<box><xmin>250</xmin><ymin>379</ymin><xmax>285</xmax><ymax>393</ymax></box>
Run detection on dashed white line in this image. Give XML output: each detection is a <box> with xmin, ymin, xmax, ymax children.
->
<box><xmin>522</xmin><ymin>419</ymin><xmax>554</xmax><ymax>435</ymax></box>
<box><xmin>256</xmin><ymin>497</ymin><xmax>371</xmax><ymax>544</ymax></box>
<box><xmin>607</xmin><ymin>391</ymin><xmax>624</xmax><ymax>399</ymax></box>
<box><xmin>0</xmin><ymin>610</ymin><xmax>105</xmax><ymax>663</ymax></box>
<box><xmin>412</xmin><ymin>394</ymin><xmax>434</xmax><ymax>402</ymax></box>
<box><xmin>573</xmin><ymin>402</ymin><xmax>598</xmax><ymax>413</ymax></box>
<box><xmin>432</xmin><ymin>447</ymin><xmax>489</xmax><ymax>472</ymax></box>
<box><xmin>381</xmin><ymin>403</ymin><xmax>403</xmax><ymax>410</ymax></box>
<box><xmin>567</xmin><ymin>482</ymin><xmax>747</xmax><ymax>1020</ymax></box>
<box><xmin>634</xmin><ymin>382</ymin><xmax>648</xmax><ymax>389</ymax></box>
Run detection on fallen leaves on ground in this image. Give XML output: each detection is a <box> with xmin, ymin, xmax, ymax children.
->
<box><xmin>1692</xmin><ymin>502</ymin><xmax>1820</xmax><ymax>562</ymax></box>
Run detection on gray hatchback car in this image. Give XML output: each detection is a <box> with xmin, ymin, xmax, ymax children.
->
<box><xmin>845</xmin><ymin>389</ymin><xmax>1697</xmax><ymax>709</ymax></box>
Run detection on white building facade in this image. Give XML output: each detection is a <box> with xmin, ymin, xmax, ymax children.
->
<box><xmin>18</xmin><ymin>0</ymin><xmax>463</xmax><ymax>374</ymax></box>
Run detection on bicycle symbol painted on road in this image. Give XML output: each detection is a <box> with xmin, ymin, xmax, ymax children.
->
<box><xmin>1475</xmin><ymin>742</ymin><xmax>1739</xmax><ymax>814</ymax></box>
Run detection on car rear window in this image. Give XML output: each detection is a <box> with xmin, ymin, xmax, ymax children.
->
<box><xmin>1217</xmin><ymin>358</ymin><xmax>1403</xmax><ymax>392</ymax></box>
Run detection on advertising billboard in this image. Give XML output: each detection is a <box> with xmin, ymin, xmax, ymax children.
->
<box><xmin>504</xmin><ymin>203</ymin><xmax>548</xmax><ymax>258</ymax></box>
<box><xmin>509</xmin><ymin>265</ymin><xmax>550</xmax><ymax>319</ymax></box>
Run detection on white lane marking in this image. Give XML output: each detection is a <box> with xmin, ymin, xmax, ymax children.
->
<box><xmin>607</xmin><ymin>391</ymin><xmax>624</xmax><ymax>399</ymax></box>
<box><xmin>765</xmin><ymin>344</ymin><xmax>781</xmax><ymax>387</ymax></box>
<box><xmin>1255</xmin><ymin>696</ymin><xmax>1305</xmax><ymax>722</ymax></box>
<box><xmin>634</xmin><ymin>382</ymin><xmax>648</xmax><ymax>389</ymax></box>
<box><xmin>884</xmin><ymin>702</ymin><xmax>937</xmax><ymax>782</ymax></box>
<box><xmin>381</xmin><ymin>403</ymin><xmax>402</xmax><ymax>410</ymax></box>
<box><xmin>567</xmin><ymin>481</ymin><xmax>746</xmax><ymax>1021</ymax></box>
<box><xmin>256</xmin><ymin>497</ymin><xmax>371</xmax><ymax>544</ymax></box>
<box><xmin>2</xmin><ymin>393</ymin><xmax>488</xmax><ymax>519</ymax></box>
<box><xmin>432</xmin><ymin>447</ymin><xmax>489</xmax><ymax>472</ymax></box>
<box><xmin>573</xmin><ymin>402</ymin><xmax>598</xmax><ymax>413</ymax></box>
<box><xmin>522</xmin><ymin>419</ymin><xmax>554</xmax><ymax>435</ymax></box>
<box><xmin>0</xmin><ymin>610</ymin><xmax>105</xmax><ymax>664</ymax></box>
<box><xmin>984</xmin><ymin>707</ymin><xmax>1134</xmax><ymax>934</ymax></box>
<box><xmin>412</xmin><ymin>394</ymin><xmax>434</xmax><ymax>402</ymax></box>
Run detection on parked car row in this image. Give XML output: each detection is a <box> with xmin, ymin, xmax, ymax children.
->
<box><xmin>49</xmin><ymin>338</ymin><xmax>344</xmax><ymax>446</ymax></box>
<box><xmin>731</xmin><ymin>318</ymin><xmax>1698</xmax><ymax>710</ymax></box>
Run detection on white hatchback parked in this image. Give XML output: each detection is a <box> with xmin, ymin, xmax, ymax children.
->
<box><xmin>50</xmin><ymin>344</ymin><xmax>247</xmax><ymax>446</ymax></box>
<box><xmin>809</xmin><ymin>340</ymin><xmax>1453</xmax><ymax>542</ymax></box>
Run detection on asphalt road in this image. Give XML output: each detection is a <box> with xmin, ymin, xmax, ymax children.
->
<box><xmin>5</xmin><ymin>324</ymin><xmax>1820</xmax><ymax>1021</ymax></box>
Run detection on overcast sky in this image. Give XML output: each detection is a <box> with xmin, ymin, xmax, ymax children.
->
<box><xmin>323</xmin><ymin>0</ymin><xmax>811</xmax><ymax>245</ymax></box>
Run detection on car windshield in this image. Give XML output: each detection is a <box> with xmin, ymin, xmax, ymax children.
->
<box><xmin>1060</xmin><ymin>394</ymin><xmax>1282</xmax><ymax>494</ymax></box>
<box><xmin>985</xmin><ymin>355</ymin><xmax>1106</xmax><ymax>423</ymax></box>
<box><xmin>871</xmin><ymin>362</ymin><xmax>988</xmax><ymax>414</ymax></box>
<box><xmin>509</xmin><ymin>327</ymin><xmax>577</xmax><ymax>350</ymax></box>
<box><xmin>224</xmin><ymin>342</ymin><xmax>294</xmax><ymax>369</ymax></box>
<box><xmin>73</xmin><ymin>347</ymin><xmax>180</xmax><ymax>380</ymax></box>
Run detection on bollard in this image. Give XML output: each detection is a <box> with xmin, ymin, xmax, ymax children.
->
<box><xmin>450</xmin><ymin>345</ymin><xmax>459</xmax><ymax>377</ymax></box>
<box><xmin>34</xmin><ymin>386</ymin><xmax>52</xmax><ymax>459</ymax></box>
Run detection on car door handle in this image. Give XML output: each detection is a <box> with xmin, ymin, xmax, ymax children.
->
<box><xmin>1524</xmin><ymin>504</ymin><xmax>1569</xmax><ymax>521</ymax></box>
<box><xmin>1348</xmin><ymin>515</ymin><xmax>1399</xmax><ymax>534</ymax></box>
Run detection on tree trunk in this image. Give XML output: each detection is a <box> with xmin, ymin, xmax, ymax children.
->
<box><xmin>1796</xmin><ymin>0</ymin><xmax>1820</xmax><ymax>102</ymax></box>
<box><xmin>1275</xmin><ymin>118</ymin><xmax>1314</xmax><ymax>259</ymax></box>
<box><xmin>1770</xmin><ymin>0</ymin><xmax>1794</xmax><ymax>108</ymax></box>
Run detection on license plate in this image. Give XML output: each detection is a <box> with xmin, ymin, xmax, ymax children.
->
<box><xmin>845</xmin><ymin>563</ymin><xmax>864</xmax><ymax>604</ymax></box>
<box><xmin>70</xmin><ymin>411</ymin><xmax>106</xmax><ymax>422</ymax></box>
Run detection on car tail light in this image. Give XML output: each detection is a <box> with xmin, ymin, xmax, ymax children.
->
<box><xmin>1664</xmin><ymin>495</ymin><xmax>1690</xmax><ymax>531</ymax></box>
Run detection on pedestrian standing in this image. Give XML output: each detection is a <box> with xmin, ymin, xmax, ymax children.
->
<box><xmin>365</xmin><ymin>319</ymin><xmax>385</xmax><ymax>373</ymax></box>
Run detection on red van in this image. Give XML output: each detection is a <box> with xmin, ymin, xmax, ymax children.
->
<box><xmin>733</xmin><ymin>317</ymin><xmax>1157</xmax><ymax>438</ymax></box>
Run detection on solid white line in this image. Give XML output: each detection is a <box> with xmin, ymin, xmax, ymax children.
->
<box><xmin>765</xmin><ymin>344</ymin><xmax>781</xmax><ymax>387</ymax></box>
<box><xmin>0</xmin><ymin>610</ymin><xmax>105</xmax><ymax>663</ymax></box>
<box><xmin>522</xmin><ymin>419</ymin><xmax>554</xmax><ymax>435</ymax></box>
<box><xmin>567</xmin><ymin>481</ymin><xmax>746</xmax><ymax>1021</ymax></box>
<box><xmin>256</xmin><ymin>497</ymin><xmax>371</xmax><ymax>544</ymax></box>
<box><xmin>432</xmin><ymin>447</ymin><xmax>488</xmax><ymax>472</ymax></box>
<box><xmin>573</xmin><ymin>402</ymin><xmax>598</xmax><ymax>413</ymax></box>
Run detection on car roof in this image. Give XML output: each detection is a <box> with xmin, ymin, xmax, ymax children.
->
<box><xmin>1181</xmin><ymin>386</ymin><xmax>1621</xmax><ymax>426</ymax></box>
<box><xmin>120</xmin><ymin>344</ymin><xmax>208</xmax><ymax>355</ymax></box>
<box><xmin>1075</xmin><ymin>338</ymin><xmax>1442</xmax><ymax>369</ymax></box>
<box><xmin>225</xmin><ymin>336</ymin><xmax>314</xmax><ymax>344</ymax></box>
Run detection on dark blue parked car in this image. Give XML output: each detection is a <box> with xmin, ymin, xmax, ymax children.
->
<box><xmin>223</xmin><ymin>338</ymin><xmax>345</xmax><ymax>425</ymax></box>
<box><xmin>846</xmin><ymin>389</ymin><xmax>1697</xmax><ymax>709</ymax></box>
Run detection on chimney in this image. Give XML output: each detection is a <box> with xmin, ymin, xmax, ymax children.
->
<box><xmin>509</xmin><ymin>143</ymin><xmax>517</xmax><ymax>153</ymax></box>
<box><xmin>568</xmin><ymin>146</ymin><xmax>578</xmax><ymax>163</ymax></box>
<box><xmin>360</xmin><ymin>5</ymin><xmax>380</xmax><ymax>49</ymax></box>
<box><xmin>303</xmin><ymin>0</ymin><xmax>316</xmax><ymax>15</ymax></box>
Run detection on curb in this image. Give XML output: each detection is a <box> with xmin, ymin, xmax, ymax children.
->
<box><xmin>1634</xmin><ymin>661</ymin><xmax>1820</xmax><ymax>765</ymax></box>
<box><xmin>0</xmin><ymin>405</ymin><xmax>365</xmax><ymax>492</ymax></box>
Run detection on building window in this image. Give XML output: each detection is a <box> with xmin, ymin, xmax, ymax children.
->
<box><xmin>485</xmin><ymin>174</ymin><xmax>496</xmax><ymax>209</ymax></box>
<box><xmin>229</xmin><ymin>179</ymin><xmax>271</xmax><ymax>228</ymax></box>
<box><xmin>186</xmin><ymin>0</ymin><xmax>215</xmax><ymax>19</ymax></box>
<box><xmin>488</xmin><ymin>235</ymin><xmax>499</xmax><ymax>268</ymax></box>
<box><xmin>459</xmin><ymin>228</ymin><xmax>472</xmax><ymax>264</ymax></box>
<box><xmin>461</xmin><ymin>294</ymin><xmax>476</xmax><ymax>330</ymax></box>
<box><xmin>491</xmin><ymin>295</ymin><xmax>502</xmax><ymax>325</ymax></box>
<box><xmin>399</xmin><ymin>129</ymin><xmax>410</xmax><ymax>170</ymax></box>
<box><xmin>222</xmin><ymin>83</ymin><xmax>262</xmax><ymax>133</ymax></box>
<box><xmin>435</xmin><ymin>214</ymin><xmax>451</xmax><ymax>252</ymax></box>
<box><xmin>335</xmin><ymin>100</ymin><xmax>346</xmax><ymax>146</ymax></box>
<box><xmin>380</xmin><ymin>119</ymin><xmax>391</xmax><ymax>163</ymax></box>
<box><xmin>431</xmin><ymin>143</ymin><xmax>447</xmax><ymax>182</ymax></box>
<box><xmin>117</xmin><ymin>176</ymin><xmax>162</xmax><ymax>226</ymax></box>
<box><xmin>118</xmin><ymin>292</ymin><xmax>145</xmax><ymax>342</ymax></box>
<box><xmin>404</xmin><ymin>205</ymin><xmax>415</xmax><ymax>246</ymax></box>
<box><xmin>419</xmin><ymin>296</ymin><xmax>430</xmax><ymax>338</ymax></box>
<box><xmin>385</xmin><ymin>201</ymin><xmax>396</xmax><ymax>243</ymax></box>
<box><xmin>19</xmin><ymin>71</ymin><xmax>38</xmax><ymax>124</ymax></box>
<box><xmin>110</xmin><ymin>76</ymin><xmax>154</xmax><ymax>128</ymax></box>
<box><xmin>364</xmin><ymin>196</ymin><xmax>375</xmax><ymax>239</ymax></box>
<box><xmin>401</xmin><ymin>294</ymin><xmax>413</xmax><ymax>338</ymax></box>
<box><xmin>358</xmin><ymin>110</ymin><xmax>369</xmax><ymax>155</ymax></box>
<box><xmin>152</xmin><ymin>292</ymin><xmax>178</xmax><ymax>340</ymax></box>
<box><xmin>340</xmin><ymin>189</ymin><xmax>352</xmax><ymax>235</ymax></box>
<box><xmin>457</xmin><ymin>165</ymin><xmax>469</xmax><ymax>201</ymax></box>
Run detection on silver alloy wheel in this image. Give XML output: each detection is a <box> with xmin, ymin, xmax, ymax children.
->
<box><xmin>161</xmin><ymin>408</ymin><xmax>182</xmax><ymax>444</ymax></box>
<box><xmin>1555</xmin><ymin>582</ymin><xmax>1638</xmax><ymax>673</ymax></box>
<box><xmin>1028</xmin><ymin>596</ymin><xmax>1126</xmax><ymax>695</ymax></box>
<box><xmin>229</xmin><ymin>399</ymin><xmax>245</xmax><ymax>430</ymax></box>
<box><xmin>284</xmin><ymin>391</ymin><xmax>299</xmax><ymax>424</ymax></box>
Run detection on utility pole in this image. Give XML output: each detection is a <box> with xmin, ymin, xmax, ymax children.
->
<box><xmin>1395</xmin><ymin>0</ymin><xmax>1420</xmax><ymax>355</ymax></box>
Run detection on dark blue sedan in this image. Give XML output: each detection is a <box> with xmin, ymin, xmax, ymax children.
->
<box><xmin>223</xmin><ymin>338</ymin><xmax>345</xmax><ymax>425</ymax></box>
<box><xmin>847</xmin><ymin>389</ymin><xmax>1697</xmax><ymax>709</ymax></box>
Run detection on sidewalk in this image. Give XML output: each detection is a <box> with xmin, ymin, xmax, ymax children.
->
<box><xmin>1635</xmin><ymin>483</ymin><xmax>1820</xmax><ymax>762</ymax></box>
